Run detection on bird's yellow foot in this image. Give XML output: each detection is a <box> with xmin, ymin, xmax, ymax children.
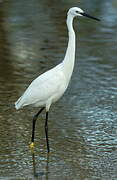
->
<box><xmin>29</xmin><ymin>142</ymin><xmax>35</xmax><ymax>149</ymax></box>
<box><xmin>48</xmin><ymin>151</ymin><xmax>53</xmax><ymax>155</ymax></box>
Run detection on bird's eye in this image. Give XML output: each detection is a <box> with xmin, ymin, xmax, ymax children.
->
<box><xmin>76</xmin><ymin>11</ymin><xmax>79</xmax><ymax>13</ymax></box>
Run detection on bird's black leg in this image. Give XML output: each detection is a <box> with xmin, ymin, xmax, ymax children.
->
<box><xmin>31</xmin><ymin>107</ymin><xmax>45</xmax><ymax>145</ymax></box>
<box><xmin>45</xmin><ymin>112</ymin><xmax>50</xmax><ymax>153</ymax></box>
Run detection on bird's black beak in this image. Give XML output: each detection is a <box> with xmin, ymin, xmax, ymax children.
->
<box><xmin>80</xmin><ymin>12</ymin><xmax>100</xmax><ymax>21</ymax></box>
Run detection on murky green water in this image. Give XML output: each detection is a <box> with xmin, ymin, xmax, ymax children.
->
<box><xmin>0</xmin><ymin>0</ymin><xmax>117</xmax><ymax>179</ymax></box>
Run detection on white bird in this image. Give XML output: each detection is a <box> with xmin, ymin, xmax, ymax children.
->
<box><xmin>15</xmin><ymin>7</ymin><xmax>100</xmax><ymax>153</ymax></box>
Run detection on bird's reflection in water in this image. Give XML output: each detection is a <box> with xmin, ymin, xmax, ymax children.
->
<box><xmin>32</xmin><ymin>152</ymin><xmax>49</xmax><ymax>179</ymax></box>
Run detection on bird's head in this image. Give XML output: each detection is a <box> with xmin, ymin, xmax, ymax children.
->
<box><xmin>68</xmin><ymin>7</ymin><xmax>100</xmax><ymax>21</ymax></box>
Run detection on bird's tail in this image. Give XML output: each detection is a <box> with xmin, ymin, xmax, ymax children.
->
<box><xmin>15</xmin><ymin>96</ymin><xmax>23</xmax><ymax>110</ymax></box>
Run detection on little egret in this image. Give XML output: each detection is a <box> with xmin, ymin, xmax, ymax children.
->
<box><xmin>15</xmin><ymin>7</ymin><xmax>100</xmax><ymax>153</ymax></box>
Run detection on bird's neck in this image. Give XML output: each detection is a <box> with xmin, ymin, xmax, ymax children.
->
<box><xmin>62</xmin><ymin>14</ymin><xmax>76</xmax><ymax>81</ymax></box>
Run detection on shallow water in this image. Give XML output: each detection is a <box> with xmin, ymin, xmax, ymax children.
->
<box><xmin>0</xmin><ymin>0</ymin><xmax>117</xmax><ymax>179</ymax></box>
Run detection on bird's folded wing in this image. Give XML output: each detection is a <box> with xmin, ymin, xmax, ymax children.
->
<box><xmin>15</xmin><ymin>64</ymin><xmax>67</xmax><ymax>108</ymax></box>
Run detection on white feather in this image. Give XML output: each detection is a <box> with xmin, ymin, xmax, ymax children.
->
<box><xmin>15</xmin><ymin>7</ymin><xmax>87</xmax><ymax>112</ymax></box>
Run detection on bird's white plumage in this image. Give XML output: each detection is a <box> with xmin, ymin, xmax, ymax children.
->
<box><xmin>15</xmin><ymin>7</ymin><xmax>84</xmax><ymax>112</ymax></box>
<box><xmin>15</xmin><ymin>63</ymin><xmax>68</xmax><ymax>111</ymax></box>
